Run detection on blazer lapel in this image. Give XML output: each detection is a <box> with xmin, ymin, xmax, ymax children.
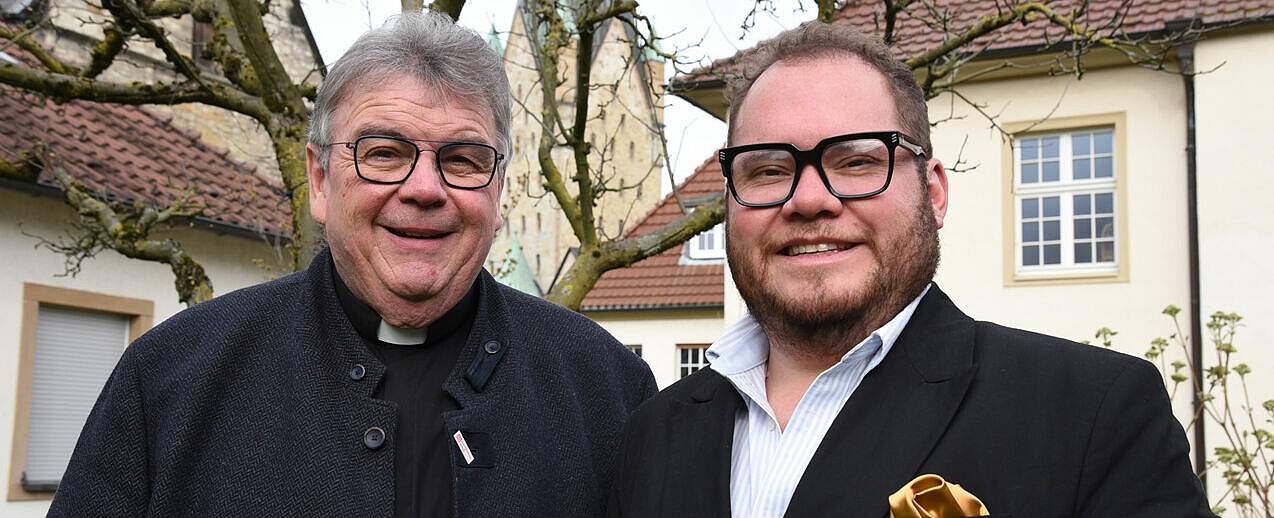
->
<box><xmin>663</xmin><ymin>372</ymin><xmax>740</xmax><ymax>517</ymax></box>
<box><xmin>784</xmin><ymin>287</ymin><xmax>977</xmax><ymax>518</ymax></box>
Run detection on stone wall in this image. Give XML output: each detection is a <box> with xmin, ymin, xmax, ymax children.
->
<box><xmin>34</xmin><ymin>0</ymin><xmax>322</xmax><ymax>182</ymax></box>
<box><xmin>491</xmin><ymin>10</ymin><xmax>665</xmax><ymax>292</ymax></box>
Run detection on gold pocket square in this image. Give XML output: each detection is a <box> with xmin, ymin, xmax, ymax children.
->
<box><xmin>888</xmin><ymin>474</ymin><xmax>989</xmax><ymax>518</ymax></box>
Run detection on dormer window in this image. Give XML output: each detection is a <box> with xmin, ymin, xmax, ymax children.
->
<box><xmin>684</xmin><ymin>223</ymin><xmax>724</xmax><ymax>262</ymax></box>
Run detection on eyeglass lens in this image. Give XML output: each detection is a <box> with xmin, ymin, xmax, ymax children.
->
<box><xmin>354</xmin><ymin>136</ymin><xmax>496</xmax><ymax>187</ymax></box>
<box><xmin>729</xmin><ymin>138</ymin><xmax>892</xmax><ymax>205</ymax></box>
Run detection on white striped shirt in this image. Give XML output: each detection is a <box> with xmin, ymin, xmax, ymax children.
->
<box><xmin>706</xmin><ymin>285</ymin><xmax>930</xmax><ymax>518</ymax></box>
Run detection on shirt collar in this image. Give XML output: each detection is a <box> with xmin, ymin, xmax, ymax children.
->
<box><xmin>330</xmin><ymin>256</ymin><xmax>479</xmax><ymax>346</ymax></box>
<box><xmin>707</xmin><ymin>283</ymin><xmax>932</xmax><ymax>375</ymax></box>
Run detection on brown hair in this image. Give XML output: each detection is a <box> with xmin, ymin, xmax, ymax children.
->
<box><xmin>724</xmin><ymin>20</ymin><xmax>930</xmax><ymax>159</ymax></box>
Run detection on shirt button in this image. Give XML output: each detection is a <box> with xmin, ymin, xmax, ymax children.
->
<box><xmin>483</xmin><ymin>341</ymin><xmax>502</xmax><ymax>354</ymax></box>
<box><xmin>768</xmin><ymin>419</ymin><xmax>777</xmax><ymax>431</ymax></box>
<box><xmin>363</xmin><ymin>427</ymin><xmax>385</xmax><ymax>449</ymax></box>
<box><xmin>349</xmin><ymin>364</ymin><xmax>366</xmax><ymax>380</ymax></box>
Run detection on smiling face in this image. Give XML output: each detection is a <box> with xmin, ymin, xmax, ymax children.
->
<box><xmin>725</xmin><ymin>56</ymin><xmax>948</xmax><ymax>353</ymax></box>
<box><xmin>306</xmin><ymin>74</ymin><xmax>503</xmax><ymax>327</ymax></box>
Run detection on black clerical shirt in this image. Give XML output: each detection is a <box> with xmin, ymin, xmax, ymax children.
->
<box><xmin>332</xmin><ymin>264</ymin><xmax>477</xmax><ymax>518</ymax></box>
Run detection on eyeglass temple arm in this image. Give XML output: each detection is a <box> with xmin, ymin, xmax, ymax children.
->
<box><xmin>898</xmin><ymin>135</ymin><xmax>926</xmax><ymax>158</ymax></box>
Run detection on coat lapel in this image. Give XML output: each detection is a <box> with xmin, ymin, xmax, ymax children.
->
<box><xmin>662</xmin><ymin>374</ymin><xmax>739</xmax><ymax>517</ymax></box>
<box><xmin>784</xmin><ymin>287</ymin><xmax>977</xmax><ymax>518</ymax></box>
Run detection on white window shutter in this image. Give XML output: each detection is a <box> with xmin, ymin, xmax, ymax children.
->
<box><xmin>23</xmin><ymin>304</ymin><xmax>129</xmax><ymax>489</ymax></box>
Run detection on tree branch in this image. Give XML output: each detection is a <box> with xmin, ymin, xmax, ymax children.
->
<box><xmin>105</xmin><ymin>0</ymin><xmax>210</xmax><ymax>91</ymax></box>
<box><xmin>546</xmin><ymin>193</ymin><xmax>724</xmax><ymax>309</ymax></box>
<box><xmin>82</xmin><ymin>23</ymin><xmax>132</xmax><ymax>79</ymax></box>
<box><xmin>427</xmin><ymin>0</ymin><xmax>466</xmax><ymax>19</ymax></box>
<box><xmin>0</xmin><ymin>25</ymin><xmax>79</xmax><ymax>76</ymax></box>
<box><xmin>22</xmin><ymin>149</ymin><xmax>214</xmax><ymax>306</ymax></box>
<box><xmin>0</xmin><ymin>61</ymin><xmax>272</xmax><ymax>120</ymax></box>
<box><xmin>222</xmin><ymin>0</ymin><xmax>306</xmax><ymax>118</ymax></box>
<box><xmin>570</xmin><ymin>17</ymin><xmax>599</xmax><ymax>245</ymax></box>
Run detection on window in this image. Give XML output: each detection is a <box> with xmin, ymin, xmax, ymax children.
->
<box><xmin>684</xmin><ymin>223</ymin><xmax>725</xmax><ymax>262</ymax></box>
<box><xmin>192</xmin><ymin>20</ymin><xmax>215</xmax><ymax>68</ymax></box>
<box><xmin>1003</xmin><ymin>114</ymin><xmax>1127</xmax><ymax>284</ymax></box>
<box><xmin>678</xmin><ymin>344</ymin><xmax>709</xmax><ymax>378</ymax></box>
<box><xmin>8</xmin><ymin>284</ymin><xmax>152</xmax><ymax>500</ymax></box>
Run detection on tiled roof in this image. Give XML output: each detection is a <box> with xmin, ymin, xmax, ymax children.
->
<box><xmin>673</xmin><ymin>0</ymin><xmax>1274</xmax><ymax>86</ymax></box>
<box><xmin>0</xmin><ymin>77</ymin><xmax>291</xmax><ymax>237</ymax></box>
<box><xmin>580</xmin><ymin>153</ymin><xmax>725</xmax><ymax>311</ymax></box>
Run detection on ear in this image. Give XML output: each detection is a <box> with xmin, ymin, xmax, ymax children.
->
<box><xmin>306</xmin><ymin>143</ymin><xmax>329</xmax><ymax>225</ymax></box>
<box><xmin>492</xmin><ymin>169</ymin><xmax>506</xmax><ymax>232</ymax></box>
<box><xmin>925</xmin><ymin>157</ymin><xmax>949</xmax><ymax>229</ymax></box>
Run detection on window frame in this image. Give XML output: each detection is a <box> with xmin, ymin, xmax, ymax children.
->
<box><xmin>683</xmin><ymin>223</ymin><xmax>725</xmax><ymax>263</ymax></box>
<box><xmin>677</xmin><ymin>344</ymin><xmax>710</xmax><ymax>379</ymax></box>
<box><xmin>1001</xmin><ymin>113</ymin><xmax>1130</xmax><ymax>286</ymax></box>
<box><xmin>7</xmin><ymin>284</ymin><xmax>152</xmax><ymax>501</ymax></box>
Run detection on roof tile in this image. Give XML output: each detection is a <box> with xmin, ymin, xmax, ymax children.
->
<box><xmin>581</xmin><ymin>154</ymin><xmax>726</xmax><ymax>311</ymax></box>
<box><xmin>674</xmin><ymin>0</ymin><xmax>1274</xmax><ymax>85</ymax></box>
<box><xmin>0</xmin><ymin>81</ymin><xmax>291</xmax><ymax>236</ymax></box>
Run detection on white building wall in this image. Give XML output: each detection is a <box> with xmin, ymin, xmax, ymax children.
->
<box><xmin>1</xmin><ymin>189</ymin><xmax>286</xmax><ymax>515</ymax></box>
<box><xmin>929</xmin><ymin>63</ymin><xmax>1190</xmax><ymax>362</ymax></box>
<box><xmin>588</xmin><ymin>308</ymin><xmax>725</xmax><ymax>389</ymax></box>
<box><xmin>1194</xmin><ymin>29</ymin><xmax>1274</xmax><ymax>510</ymax></box>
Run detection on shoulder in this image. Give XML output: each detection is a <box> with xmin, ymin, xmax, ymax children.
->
<box><xmin>628</xmin><ymin>367</ymin><xmax>730</xmax><ymax>422</ymax></box>
<box><xmin>124</xmin><ymin>268</ymin><xmax>315</xmax><ymax>368</ymax></box>
<box><xmin>480</xmin><ymin>274</ymin><xmax>655</xmax><ymax>395</ymax></box>
<box><xmin>972</xmin><ymin>320</ymin><xmax>1141</xmax><ymax>376</ymax></box>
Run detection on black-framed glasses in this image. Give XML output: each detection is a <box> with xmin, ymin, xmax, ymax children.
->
<box><xmin>329</xmin><ymin>135</ymin><xmax>504</xmax><ymax>189</ymax></box>
<box><xmin>718</xmin><ymin>131</ymin><xmax>926</xmax><ymax>207</ymax></box>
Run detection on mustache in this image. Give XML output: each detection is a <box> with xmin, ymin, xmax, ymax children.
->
<box><xmin>735</xmin><ymin>222</ymin><xmax>867</xmax><ymax>250</ymax></box>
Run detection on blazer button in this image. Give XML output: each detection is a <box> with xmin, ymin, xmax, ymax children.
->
<box><xmin>363</xmin><ymin>427</ymin><xmax>386</xmax><ymax>449</ymax></box>
<box><xmin>349</xmin><ymin>364</ymin><xmax>366</xmax><ymax>380</ymax></box>
<box><xmin>483</xmin><ymin>341</ymin><xmax>501</xmax><ymax>354</ymax></box>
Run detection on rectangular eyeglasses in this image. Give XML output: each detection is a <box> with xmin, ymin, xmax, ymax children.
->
<box><xmin>718</xmin><ymin>131</ymin><xmax>925</xmax><ymax>207</ymax></box>
<box><xmin>329</xmin><ymin>135</ymin><xmax>504</xmax><ymax>189</ymax></box>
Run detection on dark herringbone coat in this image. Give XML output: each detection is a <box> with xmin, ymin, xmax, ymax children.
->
<box><xmin>50</xmin><ymin>249</ymin><xmax>655</xmax><ymax>517</ymax></box>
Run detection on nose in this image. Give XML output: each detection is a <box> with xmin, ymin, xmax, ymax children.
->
<box><xmin>396</xmin><ymin>152</ymin><xmax>448</xmax><ymax>206</ymax></box>
<box><xmin>781</xmin><ymin>163</ymin><xmax>843</xmax><ymax>219</ymax></box>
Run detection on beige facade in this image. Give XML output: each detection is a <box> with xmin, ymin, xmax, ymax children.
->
<box><xmin>2</xmin><ymin>2</ymin><xmax>317</xmax><ymax>511</ymax></box>
<box><xmin>33</xmin><ymin>0</ymin><xmax>322</xmax><ymax>181</ymax></box>
<box><xmin>0</xmin><ymin>191</ymin><xmax>286</xmax><ymax>515</ymax></box>
<box><xmin>589</xmin><ymin>308</ymin><xmax>725</xmax><ymax>388</ymax></box>
<box><xmin>489</xmin><ymin>7</ymin><xmax>665</xmax><ymax>291</ymax></box>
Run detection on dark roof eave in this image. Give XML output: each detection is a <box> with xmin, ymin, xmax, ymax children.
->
<box><xmin>580</xmin><ymin>301</ymin><xmax>724</xmax><ymax>313</ymax></box>
<box><xmin>668</xmin><ymin>15</ymin><xmax>1274</xmax><ymax>102</ymax></box>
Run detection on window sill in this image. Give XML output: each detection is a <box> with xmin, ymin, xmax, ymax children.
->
<box><xmin>1005</xmin><ymin>269</ymin><xmax>1127</xmax><ymax>287</ymax></box>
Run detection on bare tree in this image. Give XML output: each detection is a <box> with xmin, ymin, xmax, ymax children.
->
<box><xmin>0</xmin><ymin>0</ymin><xmax>1216</xmax><ymax>309</ymax></box>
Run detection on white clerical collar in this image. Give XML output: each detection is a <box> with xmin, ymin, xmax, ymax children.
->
<box><xmin>377</xmin><ymin>320</ymin><xmax>428</xmax><ymax>345</ymax></box>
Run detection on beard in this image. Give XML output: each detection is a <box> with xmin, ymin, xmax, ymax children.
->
<box><xmin>726</xmin><ymin>191</ymin><xmax>941</xmax><ymax>359</ymax></box>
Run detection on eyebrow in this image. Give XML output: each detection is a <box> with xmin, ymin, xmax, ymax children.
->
<box><xmin>351</xmin><ymin>125</ymin><xmax>491</xmax><ymax>145</ymax></box>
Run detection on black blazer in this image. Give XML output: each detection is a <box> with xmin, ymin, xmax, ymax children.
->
<box><xmin>608</xmin><ymin>286</ymin><xmax>1213</xmax><ymax>518</ymax></box>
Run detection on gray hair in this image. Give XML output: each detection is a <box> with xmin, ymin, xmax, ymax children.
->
<box><xmin>308</xmin><ymin>10</ymin><xmax>512</xmax><ymax>171</ymax></box>
<box><xmin>725</xmin><ymin>21</ymin><xmax>931</xmax><ymax>162</ymax></box>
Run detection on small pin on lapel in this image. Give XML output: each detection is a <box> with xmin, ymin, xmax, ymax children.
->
<box><xmin>453</xmin><ymin>430</ymin><xmax>475</xmax><ymax>465</ymax></box>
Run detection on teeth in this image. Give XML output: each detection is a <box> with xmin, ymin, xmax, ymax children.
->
<box><xmin>785</xmin><ymin>243</ymin><xmax>846</xmax><ymax>256</ymax></box>
<box><xmin>388</xmin><ymin>227</ymin><xmax>440</xmax><ymax>239</ymax></box>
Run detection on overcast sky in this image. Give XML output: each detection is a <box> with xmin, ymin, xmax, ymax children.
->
<box><xmin>299</xmin><ymin>0</ymin><xmax>816</xmax><ymax>191</ymax></box>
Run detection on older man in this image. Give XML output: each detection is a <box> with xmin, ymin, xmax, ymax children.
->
<box><xmin>608</xmin><ymin>21</ymin><xmax>1211</xmax><ymax>518</ymax></box>
<box><xmin>50</xmin><ymin>11</ymin><xmax>654</xmax><ymax>517</ymax></box>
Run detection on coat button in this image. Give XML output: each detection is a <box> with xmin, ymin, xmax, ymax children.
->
<box><xmin>363</xmin><ymin>427</ymin><xmax>385</xmax><ymax>449</ymax></box>
<box><xmin>349</xmin><ymin>364</ymin><xmax>366</xmax><ymax>380</ymax></box>
<box><xmin>483</xmin><ymin>341</ymin><xmax>501</xmax><ymax>354</ymax></box>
